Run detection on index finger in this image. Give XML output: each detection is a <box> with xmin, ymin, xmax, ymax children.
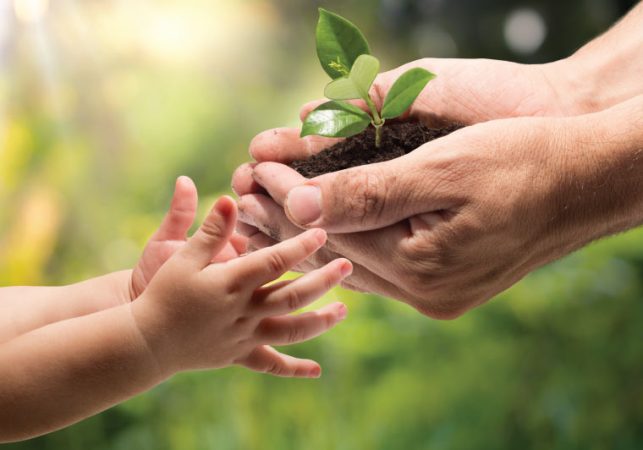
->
<box><xmin>249</xmin><ymin>128</ymin><xmax>341</xmax><ymax>164</ymax></box>
<box><xmin>221</xmin><ymin>228</ymin><xmax>327</xmax><ymax>288</ymax></box>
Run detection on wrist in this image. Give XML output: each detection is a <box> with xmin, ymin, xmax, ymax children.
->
<box><xmin>552</xmin><ymin>97</ymin><xmax>643</xmax><ymax>244</ymax></box>
<box><xmin>540</xmin><ymin>57</ymin><xmax>601</xmax><ymax>116</ymax></box>
<box><xmin>128</xmin><ymin>296</ymin><xmax>179</xmax><ymax>379</ymax></box>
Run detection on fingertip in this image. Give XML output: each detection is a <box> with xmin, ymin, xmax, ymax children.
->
<box><xmin>214</xmin><ymin>195</ymin><xmax>237</xmax><ymax>216</ymax></box>
<box><xmin>231</xmin><ymin>163</ymin><xmax>260</xmax><ymax>197</ymax></box>
<box><xmin>299</xmin><ymin>100</ymin><xmax>325</xmax><ymax>122</ymax></box>
<box><xmin>335</xmin><ymin>302</ymin><xmax>348</xmax><ymax>321</ymax></box>
<box><xmin>309</xmin><ymin>364</ymin><xmax>322</xmax><ymax>378</ymax></box>
<box><xmin>209</xmin><ymin>196</ymin><xmax>238</xmax><ymax>235</ymax></box>
<box><xmin>249</xmin><ymin>129</ymin><xmax>289</xmax><ymax>162</ymax></box>
<box><xmin>307</xmin><ymin>228</ymin><xmax>327</xmax><ymax>246</ymax></box>
<box><xmin>336</xmin><ymin>258</ymin><xmax>353</xmax><ymax>278</ymax></box>
<box><xmin>176</xmin><ymin>175</ymin><xmax>192</xmax><ymax>185</ymax></box>
<box><xmin>175</xmin><ymin>175</ymin><xmax>197</xmax><ymax>195</ymax></box>
<box><xmin>248</xmin><ymin>131</ymin><xmax>269</xmax><ymax>160</ymax></box>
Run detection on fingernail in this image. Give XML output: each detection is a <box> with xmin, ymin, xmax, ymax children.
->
<box><xmin>337</xmin><ymin>304</ymin><xmax>348</xmax><ymax>321</ymax></box>
<box><xmin>340</xmin><ymin>260</ymin><xmax>353</xmax><ymax>277</ymax></box>
<box><xmin>286</xmin><ymin>185</ymin><xmax>322</xmax><ymax>225</ymax></box>
<box><xmin>310</xmin><ymin>366</ymin><xmax>321</xmax><ymax>378</ymax></box>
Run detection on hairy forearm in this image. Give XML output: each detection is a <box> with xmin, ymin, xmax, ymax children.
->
<box><xmin>0</xmin><ymin>270</ymin><xmax>132</xmax><ymax>343</ymax></box>
<box><xmin>549</xmin><ymin>95</ymin><xmax>643</xmax><ymax>255</ymax></box>
<box><xmin>546</xmin><ymin>2</ymin><xmax>643</xmax><ymax>115</ymax></box>
<box><xmin>0</xmin><ymin>303</ymin><xmax>166</xmax><ymax>442</ymax></box>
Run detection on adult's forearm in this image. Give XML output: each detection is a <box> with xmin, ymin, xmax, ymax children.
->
<box><xmin>0</xmin><ymin>303</ymin><xmax>165</xmax><ymax>442</ymax></box>
<box><xmin>545</xmin><ymin>2</ymin><xmax>643</xmax><ymax>115</ymax></box>
<box><xmin>0</xmin><ymin>270</ymin><xmax>132</xmax><ymax>343</ymax></box>
<box><xmin>548</xmin><ymin>95</ymin><xmax>643</xmax><ymax>257</ymax></box>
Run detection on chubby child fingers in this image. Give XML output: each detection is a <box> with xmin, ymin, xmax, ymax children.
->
<box><xmin>211</xmin><ymin>234</ymin><xmax>249</xmax><ymax>263</ymax></box>
<box><xmin>237</xmin><ymin>345</ymin><xmax>321</xmax><ymax>378</ymax></box>
<box><xmin>152</xmin><ymin>176</ymin><xmax>198</xmax><ymax>241</ymax></box>
<box><xmin>225</xmin><ymin>228</ymin><xmax>327</xmax><ymax>287</ymax></box>
<box><xmin>230</xmin><ymin>233</ymin><xmax>249</xmax><ymax>255</ymax></box>
<box><xmin>180</xmin><ymin>196</ymin><xmax>237</xmax><ymax>268</ymax></box>
<box><xmin>255</xmin><ymin>259</ymin><xmax>353</xmax><ymax>316</ymax></box>
<box><xmin>254</xmin><ymin>302</ymin><xmax>347</xmax><ymax>346</ymax></box>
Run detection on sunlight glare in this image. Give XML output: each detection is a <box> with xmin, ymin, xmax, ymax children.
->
<box><xmin>13</xmin><ymin>0</ymin><xmax>49</xmax><ymax>24</ymax></box>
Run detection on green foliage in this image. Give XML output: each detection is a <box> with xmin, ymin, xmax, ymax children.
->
<box><xmin>3</xmin><ymin>1</ymin><xmax>642</xmax><ymax>449</ymax></box>
<box><xmin>381</xmin><ymin>68</ymin><xmax>436</xmax><ymax>119</ymax></box>
<box><xmin>325</xmin><ymin>54</ymin><xmax>380</xmax><ymax>101</ymax></box>
<box><xmin>316</xmin><ymin>8</ymin><xmax>371</xmax><ymax>79</ymax></box>
<box><xmin>300</xmin><ymin>101</ymin><xmax>371</xmax><ymax>137</ymax></box>
<box><xmin>303</xmin><ymin>9</ymin><xmax>435</xmax><ymax>147</ymax></box>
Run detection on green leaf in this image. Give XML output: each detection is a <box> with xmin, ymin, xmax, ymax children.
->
<box><xmin>349</xmin><ymin>54</ymin><xmax>380</xmax><ymax>99</ymax></box>
<box><xmin>301</xmin><ymin>101</ymin><xmax>371</xmax><ymax>138</ymax></box>
<box><xmin>324</xmin><ymin>55</ymin><xmax>380</xmax><ymax>101</ymax></box>
<box><xmin>316</xmin><ymin>8</ymin><xmax>371</xmax><ymax>79</ymax></box>
<box><xmin>381</xmin><ymin>68</ymin><xmax>436</xmax><ymax>119</ymax></box>
<box><xmin>324</xmin><ymin>78</ymin><xmax>361</xmax><ymax>100</ymax></box>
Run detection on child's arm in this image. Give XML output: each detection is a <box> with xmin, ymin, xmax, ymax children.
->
<box><xmin>0</xmin><ymin>177</ymin><xmax>245</xmax><ymax>343</ymax></box>
<box><xmin>0</xmin><ymin>196</ymin><xmax>351</xmax><ymax>443</ymax></box>
<box><xmin>0</xmin><ymin>271</ymin><xmax>131</xmax><ymax>343</ymax></box>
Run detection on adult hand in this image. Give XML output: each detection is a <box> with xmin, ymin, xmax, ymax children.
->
<box><xmin>232</xmin><ymin>55</ymin><xmax>584</xmax><ymax>219</ymax></box>
<box><xmin>232</xmin><ymin>57</ymin><xmax>577</xmax><ymax>317</ymax></box>
<box><xmin>234</xmin><ymin>97</ymin><xmax>643</xmax><ymax>318</ymax></box>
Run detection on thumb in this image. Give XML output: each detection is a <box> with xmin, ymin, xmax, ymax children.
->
<box><xmin>152</xmin><ymin>176</ymin><xmax>198</xmax><ymax>241</ymax></box>
<box><xmin>181</xmin><ymin>196</ymin><xmax>237</xmax><ymax>268</ymax></box>
<box><xmin>284</xmin><ymin>156</ymin><xmax>444</xmax><ymax>233</ymax></box>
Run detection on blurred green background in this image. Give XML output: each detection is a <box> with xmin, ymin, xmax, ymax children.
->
<box><xmin>1</xmin><ymin>0</ymin><xmax>642</xmax><ymax>448</ymax></box>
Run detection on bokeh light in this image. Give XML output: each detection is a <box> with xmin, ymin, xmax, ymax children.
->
<box><xmin>13</xmin><ymin>0</ymin><xmax>49</xmax><ymax>24</ymax></box>
<box><xmin>504</xmin><ymin>8</ymin><xmax>547</xmax><ymax>55</ymax></box>
<box><xmin>1</xmin><ymin>1</ymin><xmax>641</xmax><ymax>449</ymax></box>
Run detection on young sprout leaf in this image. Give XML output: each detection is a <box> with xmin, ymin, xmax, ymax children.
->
<box><xmin>324</xmin><ymin>55</ymin><xmax>380</xmax><ymax>101</ymax></box>
<box><xmin>325</xmin><ymin>78</ymin><xmax>361</xmax><ymax>100</ymax></box>
<box><xmin>301</xmin><ymin>101</ymin><xmax>371</xmax><ymax>138</ymax></box>
<box><xmin>316</xmin><ymin>8</ymin><xmax>371</xmax><ymax>79</ymax></box>
<box><xmin>349</xmin><ymin>54</ymin><xmax>380</xmax><ymax>100</ymax></box>
<box><xmin>381</xmin><ymin>68</ymin><xmax>436</xmax><ymax>119</ymax></box>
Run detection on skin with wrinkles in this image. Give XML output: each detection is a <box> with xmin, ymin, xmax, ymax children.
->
<box><xmin>233</xmin><ymin>4</ymin><xmax>643</xmax><ymax>319</ymax></box>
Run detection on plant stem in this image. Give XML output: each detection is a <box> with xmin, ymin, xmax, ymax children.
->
<box><xmin>365</xmin><ymin>95</ymin><xmax>384</xmax><ymax>148</ymax></box>
<box><xmin>374</xmin><ymin>124</ymin><xmax>382</xmax><ymax>147</ymax></box>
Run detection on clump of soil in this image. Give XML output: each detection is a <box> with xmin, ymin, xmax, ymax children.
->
<box><xmin>290</xmin><ymin>121</ymin><xmax>463</xmax><ymax>178</ymax></box>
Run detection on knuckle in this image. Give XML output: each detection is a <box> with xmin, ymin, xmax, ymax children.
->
<box><xmin>288</xmin><ymin>326</ymin><xmax>305</xmax><ymax>344</ymax></box>
<box><xmin>396</xmin><ymin>245</ymin><xmax>446</xmax><ymax>296</ymax></box>
<box><xmin>265</xmin><ymin>361</ymin><xmax>285</xmax><ymax>376</ymax></box>
<box><xmin>284</xmin><ymin>289</ymin><xmax>302</xmax><ymax>311</ymax></box>
<box><xmin>266</xmin><ymin>251</ymin><xmax>289</xmax><ymax>274</ymax></box>
<box><xmin>200</xmin><ymin>216</ymin><xmax>226</xmax><ymax>240</ymax></box>
<box><xmin>334</xmin><ymin>168</ymin><xmax>388</xmax><ymax>225</ymax></box>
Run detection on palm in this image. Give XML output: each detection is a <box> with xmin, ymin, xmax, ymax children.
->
<box><xmin>131</xmin><ymin>240</ymin><xmax>184</xmax><ymax>299</ymax></box>
<box><xmin>416</xmin><ymin>58</ymin><xmax>566</xmax><ymax>122</ymax></box>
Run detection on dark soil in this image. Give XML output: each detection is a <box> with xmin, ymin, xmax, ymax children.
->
<box><xmin>290</xmin><ymin>121</ymin><xmax>463</xmax><ymax>178</ymax></box>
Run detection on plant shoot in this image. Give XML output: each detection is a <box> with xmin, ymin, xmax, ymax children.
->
<box><xmin>301</xmin><ymin>9</ymin><xmax>436</xmax><ymax>147</ymax></box>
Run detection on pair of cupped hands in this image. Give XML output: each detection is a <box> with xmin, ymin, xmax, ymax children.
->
<box><xmin>231</xmin><ymin>56</ymin><xmax>642</xmax><ymax>319</ymax></box>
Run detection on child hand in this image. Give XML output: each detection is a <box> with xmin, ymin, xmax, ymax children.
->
<box><xmin>131</xmin><ymin>196</ymin><xmax>352</xmax><ymax>378</ymax></box>
<box><xmin>130</xmin><ymin>176</ymin><xmax>247</xmax><ymax>300</ymax></box>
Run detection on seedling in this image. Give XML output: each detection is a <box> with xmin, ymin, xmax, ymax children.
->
<box><xmin>301</xmin><ymin>8</ymin><xmax>436</xmax><ymax>147</ymax></box>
